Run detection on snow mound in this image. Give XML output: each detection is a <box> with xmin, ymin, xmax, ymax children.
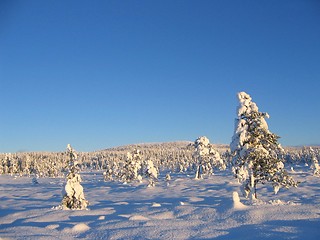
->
<box><xmin>118</xmin><ymin>214</ymin><xmax>131</xmax><ymax>219</ymax></box>
<box><xmin>62</xmin><ymin>223</ymin><xmax>91</xmax><ymax>234</ymax></box>
<box><xmin>151</xmin><ymin>211</ymin><xmax>174</xmax><ymax>220</ymax></box>
<box><xmin>152</xmin><ymin>202</ymin><xmax>161</xmax><ymax>207</ymax></box>
<box><xmin>45</xmin><ymin>224</ymin><xmax>59</xmax><ymax>230</ymax></box>
<box><xmin>189</xmin><ymin>197</ymin><xmax>204</xmax><ymax>202</ymax></box>
<box><xmin>52</xmin><ymin>205</ymin><xmax>62</xmax><ymax>210</ymax></box>
<box><xmin>232</xmin><ymin>191</ymin><xmax>247</xmax><ymax>210</ymax></box>
<box><xmin>129</xmin><ymin>215</ymin><xmax>150</xmax><ymax>221</ymax></box>
<box><xmin>72</xmin><ymin>223</ymin><xmax>90</xmax><ymax>233</ymax></box>
<box><xmin>114</xmin><ymin>201</ymin><xmax>129</xmax><ymax>205</ymax></box>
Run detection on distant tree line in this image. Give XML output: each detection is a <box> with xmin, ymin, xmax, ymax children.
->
<box><xmin>0</xmin><ymin>143</ymin><xmax>318</xmax><ymax>178</ymax></box>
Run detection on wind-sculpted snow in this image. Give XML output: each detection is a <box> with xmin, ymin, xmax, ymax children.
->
<box><xmin>1</xmin><ymin>166</ymin><xmax>320</xmax><ymax>239</ymax></box>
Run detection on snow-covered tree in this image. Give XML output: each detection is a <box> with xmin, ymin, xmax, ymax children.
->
<box><xmin>61</xmin><ymin>144</ymin><xmax>88</xmax><ymax>210</ymax></box>
<box><xmin>6</xmin><ymin>154</ymin><xmax>17</xmax><ymax>176</ymax></box>
<box><xmin>311</xmin><ymin>156</ymin><xmax>320</xmax><ymax>176</ymax></box>
<box><xmin>230</xmin><ymin>92</ymin><xmax>297</xmax><ymax>200</ymax></box>
<box><xmin>103</xmin><ymin>159</ymin><xmax>116</xmax><ymax>182</ymax></box>
<box><xmin>23</xmin><ymin>155</ymin><xmax>31</xmax><ymax>177</ymax></box>
<box><xmin>103</xmin><ymin>169</ymin><xmax>113</xmax><ymax>182</ymax></box>
<box><xmin>165</xmin><ymin>172</ymin><xmax>171</xmax><ymax>186</ymax></box>
<box><xmin>194</xmin><ymin>136</ymin><xmax>225</xmax><ymax>179</ymax></box>
<box><xmin>308</xmin><ymin>147</ymin><xmax>320</xmax><ymax>176</ymax></box>
<box><xmin>145</xmin><ymin>159</ymin><xmax>158</xmax><ymax>187</ymax></box>
<box><xmin>121</xmin><ymin>149</ymin><xmax>143</xmax><ymax>183</ymax></box>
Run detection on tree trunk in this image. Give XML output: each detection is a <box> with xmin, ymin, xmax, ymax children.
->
<box><xmin>195</xmin><ymin>165</ymin><xmax>202</xmax><ymax>179</ymax></box>
<box><xmin>254</xmin><ymin>180</ymin><xmax>257</xmax><ymax>199</ymax></box>
<box><xmin>249</xmin><ymin>174</ymin><xmax>257</xmax><ymax>200</ymax></box>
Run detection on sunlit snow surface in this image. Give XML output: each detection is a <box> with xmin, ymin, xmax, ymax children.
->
<box><xmin>1</xmin><ymin>166</ymin><xmax>320</xmax><ymax>239</ymax></box>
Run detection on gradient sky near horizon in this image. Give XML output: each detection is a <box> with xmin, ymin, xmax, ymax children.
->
<box><xmin>1</xmin><ymin>0</ymin><xmax>320</xmax><ymax>152</ymax></box>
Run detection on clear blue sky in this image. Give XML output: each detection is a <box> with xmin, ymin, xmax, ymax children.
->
<box><xmin>1</xmin><ymin>0</ymin><xmax>319</xmax><ymax>152</ymax></box>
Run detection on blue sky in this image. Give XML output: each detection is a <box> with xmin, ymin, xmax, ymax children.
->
<box><xmin>1</xmin><ymin>0</ymin><xmax>319</xmax><ymax>152</ymax></box>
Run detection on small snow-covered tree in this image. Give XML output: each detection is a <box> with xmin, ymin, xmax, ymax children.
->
<box><xmin>61</xmin><ymin>144</ymin><xmax>88</xmax><ymax>210</ymax></box>
<box><xmin>0</xmin><ymin>163</ymin><xmax>3</xmax><ymax>175</ymax></box>
<box><xmin>230</xmin><ymin>92</ymin><xmax>297</xmax><ymax>200</ymax></box>
<box><xmin>194</xmin><ymin>136</ymin><xmax>225</xmax><ymax>179</ymax></box>
<box><xmin>308</xmin><ymin>147</ymin><xmax>320</xmax><ymax>176</ymax></box>
<box><xmin>7</xmin><ymin>154</ymin><xmax>17</xmax><ymax>176</ymax></box>
<box><xmin>103</xmin><ymin>160</ymin><xmax>115</xmax><ymax>181</ymax></box>
<box><xmin>145</xmin><ymin>159</ymin><xmax>158</xmax><ymax>187</ymax></box>
<box><xmin>311</xmin><ymin>157</ymin><xmax>320</xmax><ymax>176</ymax></box>
<box><xmin>165</xmin><ymin>172</ymin><xmax>171</xmax><ymax>186</ymax></box>
<box><xmin>121</xmin><ymin>149</ymin><xmax>143</xmax><ymax>183</ymax></box>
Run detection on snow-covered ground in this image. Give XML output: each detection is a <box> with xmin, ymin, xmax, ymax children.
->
<box><xmin>1</xmin><ymin>166</ymin><xmax>320</xmax><ymax>239</ymax></box>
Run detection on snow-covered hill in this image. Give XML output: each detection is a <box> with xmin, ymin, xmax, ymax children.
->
<box><xmin>101</xmin><ymin>141</ymin><xmax>229</xmax><ymax>152</ymax></box>
<box><xmin>0</xmin><ymin>165</ymin><xmax>319</xmax><ymax>239</ymax></box>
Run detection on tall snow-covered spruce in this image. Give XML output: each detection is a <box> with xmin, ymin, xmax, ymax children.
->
<box><xmin>230</xmin><ymin>92</ymin><xmax>297</xmax><ymax>200</ymax></box>
<box><xmin>61</xmin><ymin>144</ymin><xmax>88</xmax><ymax>210</ymax></box>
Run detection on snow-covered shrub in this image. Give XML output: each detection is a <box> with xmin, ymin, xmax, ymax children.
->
<box><xmin>193</xmin><ymin>136</ymin><xmax>225</xmax><ymax>179</ymax></box>
<box><xmin>230</xmin><ymin>92</ymin><xmax>297</xmax><ymax>200</ymax></box>
<box><xmin>61</xmin><ymin>144</ymin><xmax>88</xmax><ymax>210</ymax></box>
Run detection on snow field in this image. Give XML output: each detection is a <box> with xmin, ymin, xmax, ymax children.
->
<box><xmin>0</xmin><ymin>167</ymin><xmax>320</xmax><ymax>239</ymax></box>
